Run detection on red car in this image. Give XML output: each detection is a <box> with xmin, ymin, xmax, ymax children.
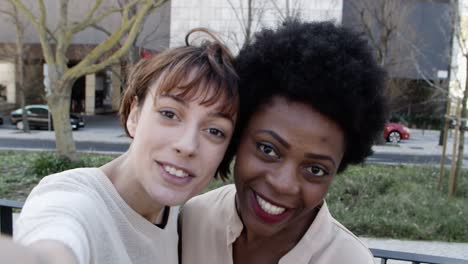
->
<box><xmin>384</xmin><ymin>122</ymin><xmax>410</xmax><ymax>143</ymax></box>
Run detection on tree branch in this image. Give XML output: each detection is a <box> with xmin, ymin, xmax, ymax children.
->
<box><xmin>70</xmin><ymin>0</ymin><xmax>143</xmax><ymax>34</ymax></box>
<box><xmin>66</xmin><ymin>0</ymin><xmax>168</xmax><ymax>79</ymax></box>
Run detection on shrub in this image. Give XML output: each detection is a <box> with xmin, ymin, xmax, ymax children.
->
<box><xmin>25</xmin><ymin>152</ymin><xmax>114</xmax><ymax>178</ymax></box>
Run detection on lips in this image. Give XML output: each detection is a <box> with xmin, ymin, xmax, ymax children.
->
<box><xmin>163</xmin><ymin>164</ymin><xmax>189</xmax><ymax>178</ymax></box>
<box><xmin>250</xmin><ymin>191</ymin><xmax>292</xmax><ymax>223</ymax></box>
<box><xmin>157</xmin><ymin>161</ymin><xmax>195</xmax><ymax>186</ymax></box>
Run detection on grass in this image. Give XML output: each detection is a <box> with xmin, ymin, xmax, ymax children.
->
<box><xmin>326</xmin><ymin>164</ymin><xmax>468</xmax><ymax>242</ymax></box>
<box><xmin>0</xmin><ymin>150</ymin><xmax>467</xmax><ymax>242</ymax></box>
<box><xmin>0</xmin><ymin>150</ymin><xmax>115</xmax><ymax>201</ymax></box>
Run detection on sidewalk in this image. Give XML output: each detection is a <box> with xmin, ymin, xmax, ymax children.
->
<box><xmin>0</xmin><ymin>126</ymin><xmax>131</xmax><ymax>144</ymax></box>
<box><xmin>0</xmin><ymin>114</ymin><xmax>131</xmax><ymax>144</ymax></box>
<box><xmin>373</xmin><ymin>128</ymin><xmax>453</xmax><ymax>156</ymax></box>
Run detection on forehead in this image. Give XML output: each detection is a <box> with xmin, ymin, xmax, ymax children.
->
<box><xmin>148</xmin><ymin>68</ymin><xmax>237</xmax><ymax>118</ymax></box>
<box><xmin>248</xmin><ymin>97</ymin><xmax>345</xmax><ymax>155</ymax></box>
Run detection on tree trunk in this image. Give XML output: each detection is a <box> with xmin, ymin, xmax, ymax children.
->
<box><xmin>127</xmin><ymin>4</ymin><xmax>140</xmax><ymax>66</ymax></box>
<box><xmin>13</xmin><ymin>4</ymin><xmax>29</xmax><ymax>132</ymax></box>
<box><xmin>47</xmin><ymin>79</ymin><xmax>77</xmax><ymax>161</ymax></box>
<box><xmin>243</xmin><ymin>0</ymin><xmax>253</xmax><ymax>48</ymax></box>
<box><xmin>17</xmin><ymin>52</ymin><xmax>30</xmax><ymax>133</ymax></box>
<box><xmin>128</xmin><ymin>46</ymin><xmax>140</xmax><ymax>65</ymax></box>
<box><xmin>452</xmin><ymin>56</ymin><xmax>468</xmax><ymax>196</ymax></box>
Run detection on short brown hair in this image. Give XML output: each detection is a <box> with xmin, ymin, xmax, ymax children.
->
<box><xmin>119</xmin><ymin>28</ymin><xmax>239</xmax><ymax>180</ymax></box>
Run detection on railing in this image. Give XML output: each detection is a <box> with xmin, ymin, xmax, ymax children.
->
<box><xmin>0</xmin><ymin>199</ymin><xmax>24</xmax><ymax>236</ymax></box>
<box><xmin>1</xmin><ymin>200</ymin><xmax>468</xmax><ymax>263</ymax></box>
<box><xmin>370</xmin><ymin>248</ymin><xmax>468</xmax><ymax>264</ymax></box>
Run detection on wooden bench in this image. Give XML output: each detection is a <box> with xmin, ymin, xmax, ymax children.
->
<box><xmin>1</xmin><ymin>199</ymin><xmax>467</xmax><ymax>263</ymax></box>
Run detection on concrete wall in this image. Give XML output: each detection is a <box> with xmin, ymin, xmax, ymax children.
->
<box><xmin>0</xmin><ymin>62</ymin><xmax>15</xmax><ymax>104</ymax></box>
<box><xmin>450</xmin><ymin>0</ymin><xmax>468</xmax><ymax>100</ymax></box>
<box><xmin>170</xmin><ymin>0</ymin><xmax>342</xmax><ymax>53</ymax></box>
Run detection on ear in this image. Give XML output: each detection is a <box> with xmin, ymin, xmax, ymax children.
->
<box><xmin>126</xmin><ymin>96</ymin><xmax>140</xmax><ymax>138</ymax></box>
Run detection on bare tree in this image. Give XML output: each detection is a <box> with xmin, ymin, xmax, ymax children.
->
<box><xmin>0</xmin><ymin>3</ymin><xmax>31</xmax><ymax>132</ymax></box>
<box><xmin>348</xmin><ymin>0</ymin><xmax>414</xmax><ymax>68</ymax></box>
<box><xmin>226</xmin><ymin>0</ymin><xmax>270</xmax><ymax>50</ymax></box>
<box><xmin>448</xmin><ymin>0</ymin><xmax>467</xmax><ymax>197</ymax></box>
<box><xmin>347</xmin><ymin>0</ymin><xmax>416</xmax><ymax>144</ymax></box>
<box><xmin>269</xmin><ymin>0</ymin><xmax>303</xmax><ymax>21</ymax></box>
<box><xmin>9</xmin><ymin>0</ymin><xmax>168</xmax><ymax>160</ymax></box>
<box><xmin>91</xmin><ymin>0</ymin><xmax>170</xmax><ymax>88</ymax></box>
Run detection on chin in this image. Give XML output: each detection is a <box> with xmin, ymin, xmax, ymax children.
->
<box><xmin>244</xmin><ymin>216</ymin><xmax>285</xmax><ymax>237</ymax></box>
<box><xmin>147</xmin><ymin>186</ymin><xmax>189</xmax><ymax>206</ymax></box>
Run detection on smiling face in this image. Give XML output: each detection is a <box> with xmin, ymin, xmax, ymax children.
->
<box><xmin>234</xmin><ymin>96</ymin><xmax>345</xmax><ymax>239</ymax></box>
<box><xmin>126</xmin><ymin>77</ymin><xmax>236</xmax><ymax>207</ymax></box>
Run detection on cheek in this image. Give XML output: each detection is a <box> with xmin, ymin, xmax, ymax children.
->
<box><xmin>303</xmin><ymin>181</ymin><xmax>332</xmax><ymax>207</ymax></box>
<box><xmin>201</xmin><ymin>141</ymin><xmax>229</xmax><ymax>171</ymax></box>
<box><xmin>234</xmin><ymin>145</ymin><xmax>260</xmax><ymax>183</ymax></box>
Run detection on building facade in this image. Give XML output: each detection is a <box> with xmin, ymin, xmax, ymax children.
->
<box><xmin>169</xmin><ymin>0</ymin><xmax>342</xmax><ymax>52</ymax></box>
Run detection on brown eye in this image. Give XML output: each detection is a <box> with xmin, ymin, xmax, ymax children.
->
<box><xmin>159</xmin><ymin>110</ymin><xmax>177</xmax><ymax>120</ymax></box>
<box><xmin>207</xmin><ymin>128</ymin><xmax>225</xmax><ymax>138</ymax></box>
<box><xmin>256</xmin><ymin>142</ymin><xmax>279</xmax><ymax>158</ymax></box>
<box><xmin>305</xmin><ymin>166</ymin><xmax>327</xmax><ymax>177</ymax></box>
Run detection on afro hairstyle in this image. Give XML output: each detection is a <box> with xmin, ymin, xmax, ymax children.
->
<box><xmin>228</xmin><ymin>20</ymin><xmax>388</xmax><ymax>173</ymax></box>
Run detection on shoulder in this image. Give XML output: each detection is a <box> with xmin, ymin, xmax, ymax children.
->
<box><xmin>19</xmin><ymin>168</ymin><xmax>108</xmax><ymax>223</ymax></box>
<box><xmin>183</xmin><ymin>184</ymin><xmax>236</xmax><ymax>212</ymax></box>
<box><xmin>14</xmin><ymin>168</ymin><xmax>106</xmax><ymax>264</ymax></box>
<box><xmin>327</xmin><ymin>217</ymin><xmax>374</xmax><ymax>263</ymax></box>
<box><xmin>38</xmin><ymin>167</ymin><xmax>102</xmax><ymax>188</ymax></box>
<box><xmin>181</xmin><ymin>184</ymin><xmax>236</xmax><ymax>225</ymax></box>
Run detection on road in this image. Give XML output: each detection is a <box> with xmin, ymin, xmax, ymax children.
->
<box><xmin>1</xmin><ymin>114</ymin><xmax>467</xmax><ymax>166</ymax></box>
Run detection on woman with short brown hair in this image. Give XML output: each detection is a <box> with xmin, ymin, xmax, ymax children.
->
<box><xmin>2</xmin><ymin>28</ymin><xmax>239</xmax><ymax>264</ymax></box>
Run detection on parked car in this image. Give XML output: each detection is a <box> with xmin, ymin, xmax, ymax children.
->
<box><xmin>10</xmin><ymin>105</ymin><xmax>85</xmax><ymax>130</ymax></box>
<box><xmin>0</xmin><ymin>114</ymin><xmax>4</xmax><ymax>125</ymax></box>
<box><xmin>384</xmin><ymin>122</ymin><xmax>410</xmax><ymax>143</ymax></box>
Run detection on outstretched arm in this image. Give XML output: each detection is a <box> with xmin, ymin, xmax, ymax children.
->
<box><xmin>0</xmin><ymin>235</ymin><xmax>77</xmax><ymax>264</ymax></box>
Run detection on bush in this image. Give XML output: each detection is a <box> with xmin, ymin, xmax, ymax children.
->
<box><xmin>25</xmin><ymin>152</ymin><xmax>114</xmax><ymax>178</ymax></box>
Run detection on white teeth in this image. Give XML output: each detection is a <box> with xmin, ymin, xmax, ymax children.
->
<box><xmin>255</xmin><ymin>194</ymin><xmax>286</xmax><ymax>215</ymax></box>
<box><xmin>163</xmin><ymin>165</ymin><xmax>189</xmax><ymax>178</ymax></box>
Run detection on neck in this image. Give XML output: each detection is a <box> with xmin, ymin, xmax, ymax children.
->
<box><xmin>100</xmin><ymin>152</ymin><xmax>165</xmax><ymax>223</ymax></box>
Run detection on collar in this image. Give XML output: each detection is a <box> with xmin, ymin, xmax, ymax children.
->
<box><xmin>223</xmin><ymin>186</ymin><xmax>334</xmax><ymax>264</ymax></box>
<box><xmin>279</xmin><ymin>201</ymin><xmax>334</xmax><ymax>263</ymax></box>
<box><xmin>225</xmin><ymin>185</ymin><xmax>244</xmax><ymax>246</ymax></box>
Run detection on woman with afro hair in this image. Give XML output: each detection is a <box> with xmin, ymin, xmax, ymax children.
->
<box><xmin>181</xmin><ymin>20</ymin><xmax>387</xmax><ymax>264</ymax></box>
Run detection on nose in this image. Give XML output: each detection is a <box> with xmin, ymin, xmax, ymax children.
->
<box><xmin>172</xmin><ymin>125</ymin><xmax>199</xmax><ymax>158</ymax></box>
<box><xmin>266</xmin><ymin>162</ymin><xmax>300</xmax><ymax>196</ymax></box>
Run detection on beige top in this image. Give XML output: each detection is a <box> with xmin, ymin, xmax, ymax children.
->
<box><xmin>181</xmin><ymin>184</ymin><xmax>374</xmax><ymax>264</ymax></box>
<box><xmin>14</xmin><ymin>168</ymin><xmax>179</xmax><ymax>264</ymax></box>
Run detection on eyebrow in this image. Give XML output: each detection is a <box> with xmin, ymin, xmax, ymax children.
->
<box><xmin>304</xmin><ymin>153</ymin><xmax>337</xmax><ymax>167</ymax></box>
<box><xmin>258</xmin><ymin>129</ymin><xmax>290</xmax><ymax>149</ymax></box>
<box><xmin>160</xmin><ymin>94</ymin><xmax>188</xmax><ymax>107</ymax></box>
<box><xmin>211</xmin><ymin>112</ymin><xmax>235</xmax><ymax>124</ymax></box>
